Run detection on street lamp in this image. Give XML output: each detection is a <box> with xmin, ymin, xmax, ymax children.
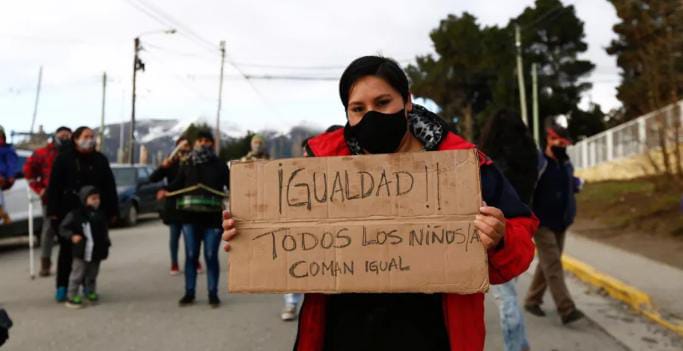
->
<box><xmin>129</xmin><ymin>28</ymin><xmax>176</xmax><ymax>165</ymax></box>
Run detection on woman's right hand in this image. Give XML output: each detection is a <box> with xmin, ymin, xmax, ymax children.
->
<box><xmin>222</xmin><ymin>210</ymin><xmax>238</xmax><ymax>252</ymax></box>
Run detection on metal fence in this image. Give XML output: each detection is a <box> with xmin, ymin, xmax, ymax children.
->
<box><xmin>568</xmin><ymin>100</ymin><xmax>683</xmax><ymax>170</ymax></box>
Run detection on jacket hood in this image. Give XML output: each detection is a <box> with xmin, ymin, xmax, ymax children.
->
<box><xmin>79</xmin><ymin>185</ymin><xmax>99</xmax><ymax>205</ymax></box>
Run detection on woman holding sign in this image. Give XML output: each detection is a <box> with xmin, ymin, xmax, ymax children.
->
<box><xmin>222</xmin><ymin>56</ymin><xmax>538</xmax><ymax>351</ymax></box>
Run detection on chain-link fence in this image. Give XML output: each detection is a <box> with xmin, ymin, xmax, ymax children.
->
<box><xmin>568</xmin><ymin>100</ymin><xmax>683</xmax><ymax>169</ymax></box>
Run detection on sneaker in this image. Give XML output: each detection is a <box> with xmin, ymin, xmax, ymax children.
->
<box><xmin>55</xmin><ymin>287</ymin><xmax>67</xmax><ymax>303</ymax></box>
<box><xmin>281</xmin><ymin>303</ymin><xmax>298</xmax><ymax>321</ymax></box>
<box><xmin>170</xmin><ymin>264</ymin><xmax>180</xmax><ymax>276</ymax></box>
<box><xmin>524</xmin><ymin>304</ymin><xmax>546</xmax><ymax>317</ymax></box>
<box><xmin>65</xmin><ymin>296</ymin><xmax>83</xmax><ymax>309</ymax></box>
<box><xmin>561</xmin><ymin>309</ymin><xmax>585</xmax><ymax>325</ymax></box>
<box><xmin>196</xmin><ymin>261</ymin><xmax>204</xmax><ymax>274</ymax></box>
<box><xmin>178</xmin><ymin>294</ymin><xmax>195</xmax><ymax>306</ymax></box>
<box><xmin>87</xmin><ymin>292</ymin><xmax>99</xmax><ymax>302</ymax></box>
<box><xmin>209</xmin><ymin>294</ymin><xmax>221</xmax><ymax>308</ymax></box>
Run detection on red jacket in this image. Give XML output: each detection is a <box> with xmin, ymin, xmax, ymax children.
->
<box><xmin>23</xmin><ymin>143</ymin><xmax>58</xmax><ymax>203</ymax></box>
<box><xmin>295</xmin><ymin>128</ymin><xmax>538</xmax><ymax>351</ymax></box>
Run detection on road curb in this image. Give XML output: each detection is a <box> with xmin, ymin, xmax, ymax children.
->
<box><xmin>562</xmin><ymin>254</ymin><xmax>683</xmax><ymax>337</ymax></box>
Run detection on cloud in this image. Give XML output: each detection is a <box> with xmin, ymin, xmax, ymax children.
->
<box><xmin>0</xmin><ymin>0</ymin><xmax>621</xmax><ymax>137</ymax></box>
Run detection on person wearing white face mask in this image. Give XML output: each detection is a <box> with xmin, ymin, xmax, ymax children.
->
<box><xmin>46</xmin><ymin>126</ymin><xmax>119</xmax><ymax>303</ymax></box>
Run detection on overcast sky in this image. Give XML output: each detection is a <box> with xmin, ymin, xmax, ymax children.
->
<box><xmin>0</xmin><ymin>0</ymin><xmax>620</xmax><ymax>139</ymax></box>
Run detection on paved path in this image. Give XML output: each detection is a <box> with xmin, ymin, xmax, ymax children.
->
<box><xmin>565</xmin><ymin>233</ymin><xmax>683</xmax><ymax>319</ymax></box>
<box><xmin>0</xmin><ymin>220</ymin><xmax>673</xmax><ymax>350</ymax></box>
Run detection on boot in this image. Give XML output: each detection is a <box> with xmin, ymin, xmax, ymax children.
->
<box><xmin>39</xmin><ymin>257</ymin><xmax>51</xmax><ymax>277</ymax></box>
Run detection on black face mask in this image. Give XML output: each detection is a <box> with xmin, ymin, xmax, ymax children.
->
<box><xmin>346</xmin><ymin>109</ymin><xmax>407</xmax><ymax>154</ymax></box>
<box><xmin>551</xmin><ymin>145</ymin><xmax>569</xmax><ymax>161</ymax></box>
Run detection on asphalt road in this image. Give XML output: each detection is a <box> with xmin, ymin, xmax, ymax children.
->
<box><xmin>0</xmin><ymin>219</ymin><xmax>671</xmax><ymax>351</ymax></box>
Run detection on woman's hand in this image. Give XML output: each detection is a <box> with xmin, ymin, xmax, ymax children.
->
<box><xmin>222</xmin><ymin>210</ymin><xmax>238</xmax><ymax>252</ymax></box>
<box><xmin>71</xmin><ymin>235</ymin><xmax>83</xmax><ymax>244</ymax></box>
<box><xmin>474</xmin><ymin>204</ymin><xmax>506</xmax><ymax>250</ymax></box>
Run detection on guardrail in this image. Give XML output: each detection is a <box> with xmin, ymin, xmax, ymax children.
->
<box><xmin>568</xmin><ymin>100</ymin><xmax>683</xmax><ymax>169</ymax></box>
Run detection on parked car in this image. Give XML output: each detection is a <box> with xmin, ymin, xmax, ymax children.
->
<box><xmin>0</xmin><ymin>149</ymin><xmax>43</xmax><ymax>240</ymax></box>
<box><xmin>111</xmin><ymin>164</ymin><xmax>164</xmax><ymax>226</ymax></box>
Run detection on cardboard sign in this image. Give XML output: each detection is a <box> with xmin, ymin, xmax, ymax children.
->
<box><xmin>228</xmin><ymin>149</ymin><xmax>487</xmax><ymax>294</ymax></box>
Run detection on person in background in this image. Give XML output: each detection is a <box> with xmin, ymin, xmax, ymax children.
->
<box><xmin>150</xmin><ymin>136</ymin><xmax>193</xmax><ymax>275</ymax></box>
<box><xmin>223</xmin><ymin>56</ymin><xmax>538</xmax><ymax>350</ymax></box>
<box><xmin>47</xmin><ymin>126</ymin><xmax>119</xmax><ymax>303</ymax></box>
<box><xmin>479</xmin><ymin>109</ymin><xmax>538</xmax><ymax>351</ymax></box>
<box><xmin>524</xmin><ymin>116</ymin><xmax>585</xmax><ymax>325</ymax></box>
<box><xmin>24</xmin><ymin>126</ymin><xmax>73</xmax><ymax>277</ymax></box>
<box><xmin>0</xmin><ymin>125</ymin><xmax>19</xmax><ymax>224</ymax></box>
<box><xmin>59</xmin><ymin>186</ymin><xmax>111</xmax><ymax>308</ymax></box>
<box><xmin>161</xmin><ymin>130</ymin><xmax>229</xmax><ymax>307</ymax></box>
<box><xmin>240</xmin><ymin>134</ymin><xmax>270</xmax><ymax>161</ymax></box>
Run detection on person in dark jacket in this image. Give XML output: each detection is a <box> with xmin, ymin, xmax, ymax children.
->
<box><xmin>24</xmin><ymin>126</ymin><xmax>72</xmax><ymax>276</ymax></box>
<box><xmin>150</xmin><ymin>136</ymin><xmax>192</xmax><ymax>275</ymax></box>
<box><xmin>47</xmin><ymin>126</ymin><xmax>119</xmax><ymax>303</ymax></box>
<box><xmin>222</xmin><ymin>56</ymin><xmax>538</xmax><ymax>351</ymax></box>
<box><xmin>479</xmin><ymin>109</ymin><xmax>538</xmax><ymax>351</ymax></box>
<box><xmin>162</xmin><ymin>130</ymin><xmax>229</xmax><ymax>307</ymax></box>
<box><xmin>60</xmin><ymin>186</ymin><xmax>111</xmax><ymax>308</ymax></box>
<box><xmin>524</xmin><ymin>116</ymin><xmax>584</xmax><ymax>325</ymax></box>
<box><xmin>0</xmin><ymin>307</ymin><xmax>12</xmax><ymax>347</ymax></box>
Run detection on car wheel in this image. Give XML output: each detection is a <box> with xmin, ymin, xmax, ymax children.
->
<box><xmin>125</xmin><ymin>205</ymin><xmax>138</xmax><ymax>227</ymax></box>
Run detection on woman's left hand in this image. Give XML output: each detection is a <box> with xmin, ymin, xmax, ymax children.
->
<box><xmin>474</xmin><ymin>204</ymin><xmax>506</xmax><ymax>250</ymax></box>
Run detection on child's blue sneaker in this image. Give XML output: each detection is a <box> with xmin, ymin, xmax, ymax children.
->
<box><xmin>55</xmin><ymin>287</ymin><xmax>67</xmax><ymax>302</ymax></box>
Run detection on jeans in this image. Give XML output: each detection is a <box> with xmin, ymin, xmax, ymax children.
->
<box><xmin>284</xmin><ymin>293</ymin><xmax>303</xmax><ymax>306</ymax></box>
<box><xmin>40</xmin><ymin>205</ymin><xmax>55</xmax><ymax>259</ymax></box>
<box><xmin>168</xmin><ymin>223</ymin><xmax>182</xmax><ymax>266</ymax></box>
<box><xmin>492</xmin><ymin>280</ymin><xmax>530</xmax><ymax>351</ymax></box>
<box><xmin>182</xmin><ymin>224</ymin><xmax>221</xmax><ymax>296</ymax></box>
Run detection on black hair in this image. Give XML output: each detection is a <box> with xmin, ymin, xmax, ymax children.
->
<box><xmin>197</xmin><ymin>129</ymin><xmax>215</xmax><ymax>143</ymax></box>
<box><xmin>339</xmin><ymin>56</ymin><xmax>410</xmax><ymax>110</ymax></box>
<box><xmin>325</xmin><ymin>125</ymin><xmax>343</xmax><ymax>133</ymax></box>
<box><xmin>71</xmin><ymin>126</ymin><xmax>92</xmax><ymax>142</ymax></box>
<box><xmin>55</xmin><ymin>126</ymin><xmax>72</xmax><ymax>134</ymax></box>
<box><xmin>478</xmin><ymin>109</ymin><xmax>538</xmax><ymax>205</ymax></box>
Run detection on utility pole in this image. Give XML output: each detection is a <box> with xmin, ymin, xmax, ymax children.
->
<box><xmin>30</xmin><ymin>66</ymin><xmax>43</xmax><ymax>136</ymax></box>
<box><xmin>531</xmin><ymin>63</ymin><xmax>540</xmax><ymax>146</ymax></box>
<box><xmin>215</xmin><ymin>40</ymin><xmax>226</xmax><ymax>153</ymax></box>
<box><xmin>130</xmin><ymin>37</ymin><xmax>143</xmax><ymax>165</ymax></box>
<box><xmin>515</xmin><ymin>24</ymin><xmax>529</xmax><ymax>126</ymax></box>
<box><xmin>99</xmin><ymin>72</ymin><xmax>107</xmax><ymax>152</ymax></box>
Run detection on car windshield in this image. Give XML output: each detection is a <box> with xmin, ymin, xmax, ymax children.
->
<box><xmin>112</xmin><ymin>168</ymin><xmax>136</xmax><ymax>186</ymax></box>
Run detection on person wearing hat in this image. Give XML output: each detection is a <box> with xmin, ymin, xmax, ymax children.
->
<box><xmin>160</xmin><ymin>129</ymin><xmax>229</xmax><ymax>307</ymax></box>
<box><xmin>240</xmin><ymin>134</ymin><xmax>270</xmax><ymax>161</ymax></box>
<box><xmin>0</xmin><ymin>125</ymin><xmax>19</xmax><ymax>225</ymax></box>
<box><xmin>23</xmin><ymin>126</ymin><xmax>73</xmax><ymax>276</ymax></box>
<box><xmin>524</xmin><ymin>116</ymin><xmax>585</xmax><ymax>325</ymax></box>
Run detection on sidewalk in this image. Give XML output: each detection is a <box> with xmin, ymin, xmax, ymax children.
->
<box><xmin>564</xmin><ymin>233</ymin><xmax>683</xmax><ymax>320</ymax></box>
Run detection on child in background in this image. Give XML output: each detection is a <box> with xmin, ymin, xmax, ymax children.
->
<box><xmin>59</xmin><ymin>186</ymin><xmax>111</xmax><ymax>308</ymax></box>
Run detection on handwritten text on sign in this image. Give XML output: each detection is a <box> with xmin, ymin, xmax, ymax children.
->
<box><xmin>228</xmin><ymin>149</ymin><xmax>488</xmax><ymax>293</ymax></box>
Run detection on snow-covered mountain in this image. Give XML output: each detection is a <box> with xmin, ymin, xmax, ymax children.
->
<box><xmin>95</xmin><ymin>117</ymin><xmax>320</xmax><ymax>164</ymax></box>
